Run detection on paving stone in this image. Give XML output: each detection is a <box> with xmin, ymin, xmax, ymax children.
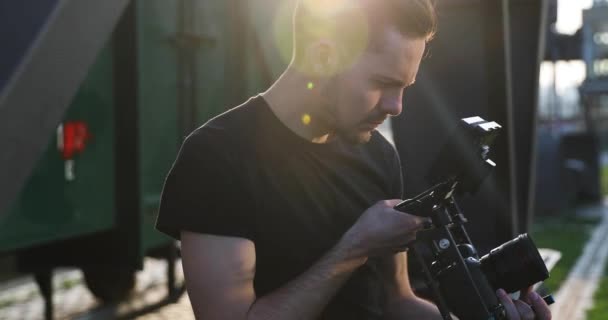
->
<box><xmin>0</xmin><ymin>258</ymin><xmax>194</xmax><ymax>320</ymax></box>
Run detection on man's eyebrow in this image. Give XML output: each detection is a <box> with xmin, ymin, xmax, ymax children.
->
<box><xmin>375</xmin><ymin>75</ymin><xmax>416</xmax><ymax>87</ymax></box>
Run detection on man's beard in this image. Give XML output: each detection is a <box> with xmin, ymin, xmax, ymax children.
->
<box><xmin>328</xmin><ymin>106</ymin><xmax>377</xmax><ymax>145</ymax></box>
<box><xmin>320</xmin><ymin>77</ymin><xmax>375</xmax><ymax>145</ymax></box>
<box><xmin>335</xmin><ymin>125</ymin><xmax>374</xmax><ymax>145</ymax></box>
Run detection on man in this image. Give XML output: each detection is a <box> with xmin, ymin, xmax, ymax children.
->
<box><xmin>156</xmin><ymin>0</ymin><xmax>552</xmax><ymax>319</ymax></box>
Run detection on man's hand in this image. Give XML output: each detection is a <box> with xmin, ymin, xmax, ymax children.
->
<box><xmin>497</xmin><ymin>287</ymin><xmax>552</xmax><ymax>320</ymax></box>
<box><xmin>343</xmin><ymin>199</ymin><xmax>429</xmax><ymax>258</ymax></box>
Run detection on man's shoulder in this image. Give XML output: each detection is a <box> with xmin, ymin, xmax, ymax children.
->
<box><xmin>187</xmin><ymin>96</ymin><xmax>263</xmax><ymax>146</ymax></box>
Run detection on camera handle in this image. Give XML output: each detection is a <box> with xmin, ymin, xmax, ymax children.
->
<box><xmin>396</xmin><ymin>181</ymin><xmax>505</xmax><ymax>320</ymax></box>
<box><xmin>410</xmin><ymin>242</ymin><xmax>454</xmax><ymax>320</ymax></box>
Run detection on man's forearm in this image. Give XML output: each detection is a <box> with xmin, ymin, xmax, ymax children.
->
<box><xmin>246</xmin><ymin>233</ymin><xmax>367</xmax><ymax>320</ymax></box>
<box><xmin>384</xmin><ymin>296</ymin><xmax>458</xmax><ymax>320</ymax></box>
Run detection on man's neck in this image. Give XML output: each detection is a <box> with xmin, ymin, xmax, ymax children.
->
<box><xmin>261</xmin><ymin>67</ymin><xmax>335</xmax><ymax>144</ymax></box>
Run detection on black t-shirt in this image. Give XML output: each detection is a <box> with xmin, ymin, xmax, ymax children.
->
<box><xmin>156</xmin><ymin>95</ymin><xmax>404</xmax><ymax>319</ymax></box>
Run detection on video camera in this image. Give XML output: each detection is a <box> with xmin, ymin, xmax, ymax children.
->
<box><xmin>394</xmin><ymin>117</ymin><xmax>553</xmax><ymax>320</ymax></box>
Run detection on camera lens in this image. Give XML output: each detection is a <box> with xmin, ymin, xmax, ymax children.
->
<box><xmin>479</xmin><ymin>234</ymin><xmax>549</xmax><ymax>293</ymax></box>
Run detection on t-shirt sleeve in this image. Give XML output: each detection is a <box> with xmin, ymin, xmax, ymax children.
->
<box><xmin>155</xmin><ymin>130</ymin><xmax>254</xmax><ymax>241</ymax></box>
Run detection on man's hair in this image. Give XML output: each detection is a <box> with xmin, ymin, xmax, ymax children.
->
<box><xmin>292</xmin><ymin>0</ymin><xmax>437</xmax><ymax>65</ymax></box>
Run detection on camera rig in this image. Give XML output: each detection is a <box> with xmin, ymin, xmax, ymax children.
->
<box><xmin>394</xmin><ymin>117</ymin><xmax>552</xmax><ymax>320</ymax></box>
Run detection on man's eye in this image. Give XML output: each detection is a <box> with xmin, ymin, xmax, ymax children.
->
<box><xmin>377</xmin><ymin>81</ymin><xmax>393</xmax><ymax>88</ymax></box>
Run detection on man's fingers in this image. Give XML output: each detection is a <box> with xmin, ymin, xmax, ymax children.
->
<box><xmin>529</xmin><ymin>291</ymin><xmax>552</xmax><ymax>320</ymax></box>
<box><xmin>389</xmin><ymin>211</ymin><xmax>428</xmax><ymax>232</ymax></box>
<box><xmin>513</xmin><ymin>300</ymin><xmax>535</xmax><ymax>320</ymax></box>
<box><xmin>497</xmin><ymin>289</ymin><xmax>520</xmax><ymax>320</ymax></box>
<box><xmin>497</xmin><ymin>289</ymin><xmax>552</xmax><ymax>320</ymax></box>
<box><xmin>394</xmin><ymin>237</ymin><xmax>416</xmax><ymax>252</ymax></box>
<box><xmin>385</xmin><ymin>199</ymin><xmax>433</xmax><ymax>230</ymax></box>
<box><xmin>519</xmin><ymin>286</ymin><xmax>534</xmax><ymax>304</ymax></box>
<box><xmin>409</xmin><ymin>216</ymin><xmax>430</xmax><ymax>230</ymax></box>
<box><xmin>383</xmin><ymin>199</ymin><xmax>404</xmax><ymax>207</ymax></box>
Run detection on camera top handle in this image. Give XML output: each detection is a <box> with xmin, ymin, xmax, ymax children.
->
<box><xmin>395</xmin><ymin>180</ymin><xmax>499</xmax><ymax>320</ymax></box>
<box><xmin>392</xmin><ymin>117</ymin><xmax>507</xmax><ymax>319</ymax></box>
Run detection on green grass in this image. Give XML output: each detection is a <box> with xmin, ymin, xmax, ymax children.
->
<box><xmin>531</xmin><ymin>215</ymin><xmax>598</xmax><ymax>293</ymax></box>
<box><xmin>0</xmin><ymin>297</ymin><xmax>17</xmax><ymax>309</ymax></box>
<box><xmin>585</xmin><ymin>161</ymin><xmax>608</xmax><ymax>320</ymax></box>
<box><xmin>602</xmin><ymin>165</ymin><xmax>608</xmax><ymax>196</ymax></box>
<box><xmin>587</xmin><ymin>166</ymin><xmax>608</xmax><ymax>320</ymax></box>
<box><xmin>586</xmin><ymin>151</ymin><xmax>608</xmax><ymax>319</ymax></box>
<box><xmin>0</xmin><ymin>290</ymin><xmax>37</xmax><ymax>310</ymax></box>
<box><xmin>59</xmin><ymin>278</ymin><xmax>82</xmax><ymax>291</ymax></box>
<box><xmin>587</xmin><ymin>270</ymin><xmax>608</xmax><ymax>320</ymax></box>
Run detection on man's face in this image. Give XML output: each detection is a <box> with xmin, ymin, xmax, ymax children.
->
<box><xmin>321</xmin><ymin>29</ymin><xmax>426</xmax><ymax>144</ymax></box>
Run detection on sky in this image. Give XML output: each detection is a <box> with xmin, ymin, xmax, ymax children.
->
<box><xmin>538</xmin><ymin>0</ymin><xmax>596</xmax><ymax>119</ymax></box>
<box><xmin>556</xmin><ymin>0</ymin><xmax>594</xmax><ymax>34</ymax></box>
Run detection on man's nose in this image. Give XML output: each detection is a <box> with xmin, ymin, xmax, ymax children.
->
<box><xmin>379</xmin><ymin>96</ymin><xmax>403</xmax><ymax>116</ymax></box>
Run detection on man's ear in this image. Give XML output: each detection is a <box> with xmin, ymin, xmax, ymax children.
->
<box><xmin>305</xmin><ymin>39</ymin><xmax>339</xmax><ymax>77</ymax></box>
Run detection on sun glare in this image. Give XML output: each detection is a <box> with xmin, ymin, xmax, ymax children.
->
<box><xmin>272</xmin><ymin>1</ymin><xmax>297</xmax><ymax>68</ymax></box>
<box><xmin>302</xmin><ymin>114</ymin><xmax>312</xmax><ymax>125</ymax></box>
<box><xmin>300</xmin><ymin>0</ymin><xmax>351</xmax><ymax>17</ymax></box>
<box><xmin>272</xmin><ymin>0</ymin><xmax>370</xmax><ymax>76</ymax></box>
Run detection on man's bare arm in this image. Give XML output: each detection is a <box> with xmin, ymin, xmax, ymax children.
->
<box><xmin>381</xmin><ymin>252</ymin><xmax>446</xmax><ymax>320</ymax></box>
<box><xmin>181</xmin><ymin>231</ymin><xmax>366</xmax><ymax>320</ymax></box>
<box><xmin>181</xmin><ymin>200</ymin><xmax>428</xmax><ymax>319</ymax></box>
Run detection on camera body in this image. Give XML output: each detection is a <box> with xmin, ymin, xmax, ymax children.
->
<box><xmin>394</xmin><ymin>117</ymin><xmax>550</xmax><ymax>320</ymax></box>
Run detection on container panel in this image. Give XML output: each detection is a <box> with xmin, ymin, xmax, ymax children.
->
<box><xmin>0</xmin><ymin>46</ymin><xmax>116</xmax><ymax>252</ymax></box>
